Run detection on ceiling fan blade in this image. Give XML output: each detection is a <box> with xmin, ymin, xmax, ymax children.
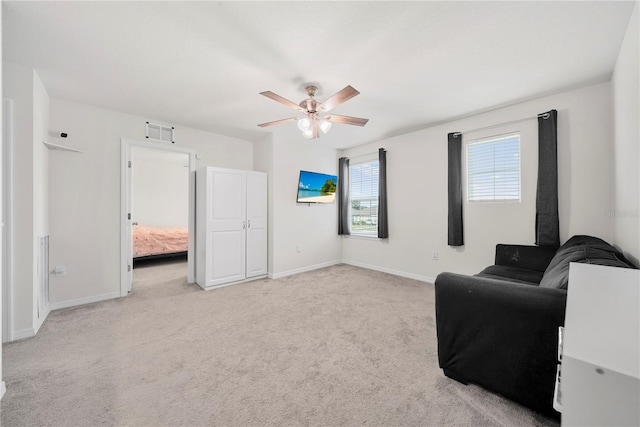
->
<box><xmin>260</xmin><ymin>91</ymin><xmax>306</xmax><ymax>113</ymax></box>
<box><xmin>257</xmin><ymin>117</ymin><xmax>297</xmax><ymax>127</ymax></box>
<box><xmin>326</xmin><ymin>115</ymin><xmax>369</xmax><ymax>127</ymax></box>
<box><xmin>319</xmin><ymin>85</ymin><xmax>360</xmax><ymax>112</ymax></box>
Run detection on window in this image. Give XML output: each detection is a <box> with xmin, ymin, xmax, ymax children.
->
<box><xmin>467</xmin><ymin>133</ymin><xmax>521</xmax><ymax>202</ymax></box>
<box><xmin>350</xmin><ymin>160</ymin><xmax>379</xmax><ymax>235</ymax></box>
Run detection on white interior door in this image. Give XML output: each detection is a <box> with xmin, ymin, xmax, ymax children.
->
<box><xmin>246</xmin><ymin>171</ymin><xmax>267</xmax><ymax>278</ymax></box>
<box><xmin>208</xmin><ymin>169</ymin><xmax>246</xmax><ymax>287</ymax></box>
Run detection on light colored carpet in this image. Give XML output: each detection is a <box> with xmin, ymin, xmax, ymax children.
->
<box><xmin>1</xmin><ymin>261</ymin><xmax>559</xmax><ymax>426</ymax></box>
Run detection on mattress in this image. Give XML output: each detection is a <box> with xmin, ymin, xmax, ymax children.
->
<box><xmin>133</xmin><ymin>225</ymin><xmax>188</xmax><ymax>258</ymax></box>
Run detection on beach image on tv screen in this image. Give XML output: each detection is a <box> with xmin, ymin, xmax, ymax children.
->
<box><xmin>297</xmin><ymin>171</ymin><xmax>337</xmax><ymax>203</ymax></box>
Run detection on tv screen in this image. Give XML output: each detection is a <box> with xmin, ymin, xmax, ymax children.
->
<box><xmin>296</xmin><ymin>170</ymin><xmax>338</xmax><ymax>204</ymax></box>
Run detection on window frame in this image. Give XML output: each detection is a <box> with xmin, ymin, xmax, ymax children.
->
<box><xmin>466</xmin><ymin>132</ymin><xmax>522</xmax><ymax>204</ymax></box>
<box><xmin>348</xmin><ymin>158</ymin><xmax>379</xmax><ymax>237</ymax></box>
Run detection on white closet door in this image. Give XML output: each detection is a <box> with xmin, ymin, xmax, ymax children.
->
<box><xmin>208</xmin><ymin>169</ymin><xmax>246</xmax><ymax>286</ymax></box>
<box><xmin>245</xmin><ymin>171</ymin><xmax>267</xmax><ymax>278</ymax></box>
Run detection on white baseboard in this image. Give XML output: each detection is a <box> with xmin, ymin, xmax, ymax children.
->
<box><xmin>268</xmin><ymin>259</ymin><xmax>435</xmax><ymax>284</ymax></box>
<box><xmin>12</xmin><ymin>327</ymin><xmax>36</xmax><ymax>341</ymax></box>
<box><xmin>0</xmin><ymin>381</ymin><xmax>6</xmax><ymax>400</ymax></box>
<box><xmin>49</xmin><ymin>291</ymin><xmax>121</xmax><ymax>311</ymax></box>
<box><xmin>342</xmin><ymin>260</ymin><xmax>435</xmax><ymax>284</ymax></box>
<box><xmin>198</xmin><ymin>275</ymin><xmax>267</xmax><ymax>291</ymax></box>
<box><xmin>10</xmin><ymin>292</ymin><xmax>124</xmax><ymax>342</ymax></box>
<box><xmin>270</xmin><ymin>260</ymin><xmax>342</xmax><ymax>279</ymax></box>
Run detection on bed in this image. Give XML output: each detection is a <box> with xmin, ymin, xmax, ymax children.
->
<box><xmin>133</xmin><ymin>225</ymin><xmax>188</xmax><ymax>261</ymax></box>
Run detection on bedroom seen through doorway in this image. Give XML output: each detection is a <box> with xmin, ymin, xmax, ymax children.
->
<box><xmin>130</xmin><ymin>146</ymin><xmax>190</xmax><ymax>291</ymax></box>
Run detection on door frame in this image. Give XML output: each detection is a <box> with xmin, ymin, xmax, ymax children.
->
<box><xmin>2</xmin><ymin>98</ymin><xmax>13</xmax><ymax>342</ymax></box>
<box><xmin>120</xmin><ymin>138</ymin><xmax>196</xmax><ymax>297</ymax></box>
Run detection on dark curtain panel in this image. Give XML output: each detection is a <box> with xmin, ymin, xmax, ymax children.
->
<box><xmin>448</xmin><ymin>133</ymin><xmax>464</xmax><ymax>246</ymax></box>
<box><xmin>338</xmin><ymin>157</ymin><xmax>350</xmax><ymax>235</ymax></box>
<box><xmin>536</xmin><ymin>110</ymin><xmax>560</xmax><ymax>247</ymax></box>
<box><xmin>378</xmin><ymin>148</ymin><xmax>389</xmax><ymax>239</ymax></box>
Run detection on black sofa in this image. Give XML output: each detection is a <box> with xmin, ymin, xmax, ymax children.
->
<box><xmin>434</xmin><ymin>235</ymin><xmax>635</xmax><ymax>418</ymax></box>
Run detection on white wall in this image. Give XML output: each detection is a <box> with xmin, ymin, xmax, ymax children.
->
<box><xmin>3</xmin><ymin>63</ymin><xmax>33</xmax><ymax>336</ymax></box>
<box><xmin>131</xmin><ymin>147</ymin><xmax>189</xmax><ymax>228</ymax></box>
<box><xmin>612</xmin><ymin>3</ymin><xmax>639</xmax><ymax>265</ymax></box>
<box><xmin>342</xmin><ymin>82</ymin><xmax>615</xmax><ymax>281</ymax></box>
<box><xmin>47</xmin><ymin>98</ymin><xmax>253</xmax><ymax>307</ymax></box>
<box><xmin>2</xmin><ymin>62</ymin><xmax>51</xmax><ymax>339</ymax></box>
<box><xmin>270</xmin><ymin>134</ymin><xmax>342</xmax><ymax>277</ymax></box>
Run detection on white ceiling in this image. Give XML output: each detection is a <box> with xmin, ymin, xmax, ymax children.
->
<box><xmin>2</xmin><ymin>1</ymin><xmax>635</xmax><ymax>149</ymax></box>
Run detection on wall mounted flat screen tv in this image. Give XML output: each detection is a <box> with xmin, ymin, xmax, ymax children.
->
<box><xmin>296</xmin><ymin>170</ymin><xmax>338</xmax><ymax>204</ymax></box>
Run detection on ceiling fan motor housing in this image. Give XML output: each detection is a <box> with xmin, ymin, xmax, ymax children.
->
<box><xmin>301</xmin><ymin>86</ymin><xmax>320</xmax><ymax>113</ymax></box>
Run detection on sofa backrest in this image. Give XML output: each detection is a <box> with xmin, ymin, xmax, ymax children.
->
<box><xmin>539</xmin><ymin>235</ymin><xmax>634</xmax><ymax>290</ymax></box>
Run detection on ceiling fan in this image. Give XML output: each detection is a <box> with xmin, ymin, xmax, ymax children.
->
<box><xmin>258</xmin><ymin>85</ymin><xmax>369</xmax><ymax>139</ymax></box>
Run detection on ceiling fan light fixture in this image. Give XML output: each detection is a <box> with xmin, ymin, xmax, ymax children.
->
<box><xmin>297</xmin><ymin>117</ymin><xmax>311</xmax><ymax>131</ymax></box>
<box><xmin>302</xmin><ymin>128</ymin><xmax>314</xmax><ymax>138</ymax></box>
<box><xmin>319</xmin><ymin>120</ymin><xmax>332</xmax><ymax>134</ymax></box>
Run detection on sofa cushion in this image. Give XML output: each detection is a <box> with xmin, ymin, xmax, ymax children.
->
<box><xmin>477</xmin><ymin>265</ymin><xmax>544</xmax><ymax>285</ymax></box>
<box><xmin>539</xmin><ymin>235</ymin><xmax>632</xmax><ymax>290</ymax></box>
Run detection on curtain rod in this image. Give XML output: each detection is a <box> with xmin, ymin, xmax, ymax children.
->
<box><xmin>452</xmin><ymin>112</ymin><xmax>550</xmax><ymax>138</ymax></box>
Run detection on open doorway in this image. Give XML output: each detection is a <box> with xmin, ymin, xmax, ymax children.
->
<box><xmin>120</xmin><ymin>139</ymin><xmax>195</xmax><ymax>296</ymax></box>
<box><xmin>131</xmin><ymin>146</ymin><xmax>189</xmax><ymax>289</ymax></box>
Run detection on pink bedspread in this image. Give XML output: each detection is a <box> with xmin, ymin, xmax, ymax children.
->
<box><xmin>134</xmin><ymin>225</ymin><xmax>188</xmax><ymax>257</ymax></box>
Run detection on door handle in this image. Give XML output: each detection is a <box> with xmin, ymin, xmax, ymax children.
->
<box><xmin>243</xmin><ymin>221</ymin><xmax>246</xmax><ymax>229</ymax></box>
<box><xmin>248</xmin><ymin>220</ymin><xmax>251</xmax><ymax>228</ymax></box>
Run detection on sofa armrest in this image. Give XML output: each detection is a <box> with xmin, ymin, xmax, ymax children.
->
<box><xmin>495</xmin><ymin>244</ymin><xmax>558</xmax><ymax>272</ymax></box>
<box><xmin>434</xmin><ymin>272</ymin><xmax>566</xmax><ymax>418</ymax></box>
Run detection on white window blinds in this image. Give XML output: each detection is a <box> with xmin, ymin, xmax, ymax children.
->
<box><xmin>467</xmin><ymin>133</ymin><xmax>521</xmax><ymax>202</ymax></box>
<box><xmin>350</xmin><ymin>160</ymin><xmax>379</xmax><ymax>235</ymax></box>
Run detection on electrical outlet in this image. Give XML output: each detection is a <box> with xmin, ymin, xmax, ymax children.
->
<box><xmin>296</xmin><ymin>245</ymin><xmax>302</xmax><ymax>253</ymax></box>
<box><xmin>432</xmin><ymin>251</ymin><xmax>438</xmax><ymax>261</ymax></box>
